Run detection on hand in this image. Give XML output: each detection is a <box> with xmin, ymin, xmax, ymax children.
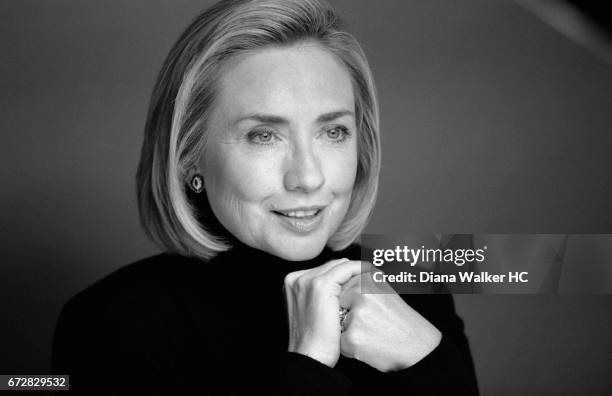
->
<box><xmin>284</xmin><ymin>259</ymin><xmax>363</xmax><ymax>367</ymax></box>
<box><xmin>339</xmin><ymin>266</ymin><xmax>442</xmax><ymax>372</ymax></box>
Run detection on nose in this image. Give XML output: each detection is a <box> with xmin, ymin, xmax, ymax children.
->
<box><xmin>283</xmin><ymin>141</ymin><xmax>325</xmax><ymax>193</ymax></box>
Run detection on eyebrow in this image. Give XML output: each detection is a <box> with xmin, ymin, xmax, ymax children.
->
<box><xmin>234</xmin><ymin>110</ymin><xmax>354</xmax><ymax>126</ymax></box>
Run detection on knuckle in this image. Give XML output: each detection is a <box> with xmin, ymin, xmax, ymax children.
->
<box><xmin>310</xmin><ymin>276</ymin><xmax>327</xmax><ymax>291</ymax></box>
<box><xmin>287</xmin><ymin>273</ymin><xmax>312</xmax><ymax>294</ymax></box>
<box><xmin>284</xmin><ymin>269</ymin><xmax>307</xmax><ymax>287</ymax></box>
<box><xmin>294</xmin><ymin>276</ymin><xmax>307</xmax><ymax>292</ymax></box>
<box><xmin>283</xmin><ymin>273</ymin><xmax>294</xmax><ymax>287</ymax></box>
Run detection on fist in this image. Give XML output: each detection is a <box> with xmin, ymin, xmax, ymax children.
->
<box><xmin>284</xmin><ymin>259</ymin><xmax>363</xmax><ymax>367</ymax></box>
<box><xmin>339</xmin><ymin>269</ymin><xmax>442</xmax><ymax>372</ymax></box>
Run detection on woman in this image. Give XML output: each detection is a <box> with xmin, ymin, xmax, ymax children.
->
<box><xmin>52</xmin><ymin>0</ymin><xmax>478</xmax><ymax>394</ymax></box>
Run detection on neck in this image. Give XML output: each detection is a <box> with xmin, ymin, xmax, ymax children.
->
<box><xmin>214</xmin><ymin>238</ymin><xmax>358</xmax><ymax>277</ymax></box>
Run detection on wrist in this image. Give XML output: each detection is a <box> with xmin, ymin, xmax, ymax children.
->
<box><xmin>289</xmin><ymin>343</ymin><xmax>339</xmax><ymax>368</ymax></box>
<box><xmin>398</xmin><ymin>328</ymin><xmax>443</xmax><ymax>369</ymax></box>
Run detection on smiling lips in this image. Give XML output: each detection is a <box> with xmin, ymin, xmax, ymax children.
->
<box><xmin>274</xmin><ymin>209</ymin><xmax>320</xmax><ymax>219</ymax></box>
<box><xmin>273</xmin><ymin>205</ymin><xmax>325</xmax><ymax>218</ymax></box>
<box><xmin>272</xmin><ymin>206</ymin><xmax>326</xmax><ymax>233</ymax></box>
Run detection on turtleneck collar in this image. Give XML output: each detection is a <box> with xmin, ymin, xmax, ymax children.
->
<box><xmin>210</xmin><ymin>238</ymin><xmax>361</xmax><ymax>283</ymax></box>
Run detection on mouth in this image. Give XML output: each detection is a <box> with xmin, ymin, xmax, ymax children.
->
<box><xmin>272</xmin><ymin>208</ymin><xmax>322</xmax><ymax>220</ymax></box>
<box><xmin>271</xmin><ymin>206</ymin><xmax>326</xmax><ymax>234</ymax></box>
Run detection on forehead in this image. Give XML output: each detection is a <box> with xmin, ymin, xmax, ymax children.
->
<box><xmin>214</xmin><ymin>42</ymin><xmax>355</xmax><ymax>121</ymax></box>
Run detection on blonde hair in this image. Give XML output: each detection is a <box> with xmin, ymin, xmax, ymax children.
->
<box><xmin>136</xmin><ymin>0</ymin><xmax>381</xmax><ymax>259</ymax></box>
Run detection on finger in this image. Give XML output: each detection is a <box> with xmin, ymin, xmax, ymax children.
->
<box><xmin>336</xmin><ymin>262</ymin><xmax>380</xmax><ymax>306</ymax></box>
<box><xmin>310</xmin><ymin>257</ymin><xmax>351</xmax><ymax>276</ymax></box>
<box><xmin>338</xmin><ymin>285</ymin><xmax>360</xmax><ymax>308</ymax></box>
<box><xmin>323</xmin><ymin>260</ymin><xmax>377</xmax><ymax>286</ymax></box>
<box><xmin>321</xmin><ymin>260</ymin><xmax>366</xmax><ymax>289</ymax></box>
<box><xmin>284</xmin><ymin>258</ymin><xmax>352</xmax><ymax>289</ymax></box>
<box><xmin>286</xmin><ymin>258</ymin><xmax>351</xmax><ymax>286</ymax></box>
<box><xmin>360</xmin><ymin>260</ymin><xmax>378</xmax><ymax>274</ymax></box>
<box><xmin>339</xmin><ymin>268</ymin><xmax>370</xmax><ymax>308</ymax></box>
<box><xmin>283</xmin><ymin>268</ymin><xmax>310</xmax><ymax>286</ymax></box>
<box><xmin>341</xmin><ymin>272</ymin><xmax>361</xmax><ymax>291</ymax></box>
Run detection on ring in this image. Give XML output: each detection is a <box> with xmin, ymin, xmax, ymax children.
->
<box><xmin>339</xmin><ymin>306</ymin><xmax>350</xmax><ymax>333</ymax></box>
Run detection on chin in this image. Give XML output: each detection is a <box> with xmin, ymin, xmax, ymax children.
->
<box><xmin>268</xmin><ymin>239</ymin><xmax>327</xmax><ymax>261</ymax></box>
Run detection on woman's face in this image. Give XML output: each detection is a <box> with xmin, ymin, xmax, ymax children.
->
<box><xmin>200</xmin><ymin>42</ymin><xmax>358</xmax><ymax>261</ymax></box>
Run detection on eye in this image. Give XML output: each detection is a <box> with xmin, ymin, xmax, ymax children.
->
<box><xmin>324</xmin><ymin>126</ymin><xmax>350</xmax><ymax>143</ymax></box>
<box><xmin>247</xmin><ymin>129</ymin><xmax>277</xmax><ymax>145</ymax></box>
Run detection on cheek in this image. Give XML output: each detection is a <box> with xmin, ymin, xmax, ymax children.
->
<box><xmin>205</xmin><ymin>148</ymin><xmax>277</xmax><ymax>205</ymax></box>
<box><xmin>322</xmin><ymin>145</ymin><xmax>358</xmax><ymax>195</ymax></box>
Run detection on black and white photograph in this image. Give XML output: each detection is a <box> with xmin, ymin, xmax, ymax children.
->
<box><xmin>2</xmin><ymin>0</ymin><xmax>612</xmax><ymax>394</ymax></box>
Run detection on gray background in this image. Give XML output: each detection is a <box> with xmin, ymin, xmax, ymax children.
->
<box><xmin>2</xmin><ymin>0</ymin><xmax>611</xmax><ymax>394</ymax></box>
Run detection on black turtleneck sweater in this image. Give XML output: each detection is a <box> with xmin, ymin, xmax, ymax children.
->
<box><xmin>52</xmin><ymin>243</ymin><xmax>478</xmax><ymax>395</ymax></box>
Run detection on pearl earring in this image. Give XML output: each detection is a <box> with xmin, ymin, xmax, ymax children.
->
<box><xmin>189</xmin><ymin>174</ymin><xmax>204</xmax><ymax>193</ymax></box>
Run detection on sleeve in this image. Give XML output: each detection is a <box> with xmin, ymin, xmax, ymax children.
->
<box><xmin>51</xmin><ymin>296</ymin><xmax>142</xmax><ymax>395</ymax></box>
<box><xmin>51</xmin><ymin>297</ymin><xmax>107</xmax><ymax>395</ymax></box>
<box><xmin>52</xmin><ymin>295</ymin><xmax>353</xmax><ymax>395</ymax></box>
<box><xmin>283</xmin><ymin>352</ymin><xmax>352</xmax><ymax>395</ymax></box>
<box><xmin>51</xmin><ymin>294</ymin><xmax>192</xmax><ymax>395</ymax></box>
<box><xmin>381</xmin><ymin>294</ymin><xmax>479</xmax><ymax>395</ymax></box>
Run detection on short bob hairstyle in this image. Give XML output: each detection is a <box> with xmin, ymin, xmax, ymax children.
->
<box><xmin>137</xmin><ymin>0</ymin><xmax>381</xmax><ymax>260</ymax></box>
